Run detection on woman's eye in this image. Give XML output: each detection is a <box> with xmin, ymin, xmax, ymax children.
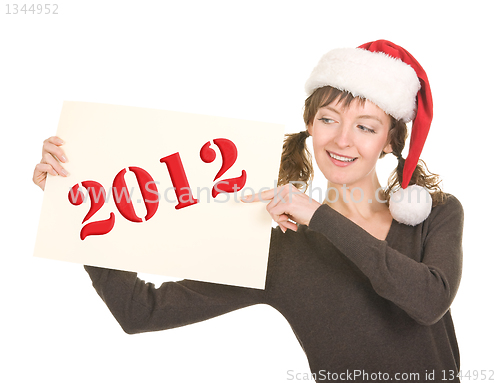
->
<box><xmin>319</xmin><ymin>117</ymin><xmax>336</xmax><ymax>124</ymax></box>
<box><xmin>358</xmin><ymin>125</ymin><xmax>375</xmax><ymax>133</ymax></box>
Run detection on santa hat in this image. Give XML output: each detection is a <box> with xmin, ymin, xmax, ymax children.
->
<box><xmin>305</xmin><ymin>39</ymin><xmax>433</xmax><ymax>226</ymax></box>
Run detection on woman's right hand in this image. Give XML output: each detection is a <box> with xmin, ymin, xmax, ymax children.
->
<box><xmin>33</xmin><ymin>136</ymin><xmax>69</xmax><ymax>191</ymax></box>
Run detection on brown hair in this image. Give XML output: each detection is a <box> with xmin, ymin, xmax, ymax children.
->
<box><xmin>278</xmin><ymin>86</ymin><xmax>447</xmax><ymax>205</ymax></box>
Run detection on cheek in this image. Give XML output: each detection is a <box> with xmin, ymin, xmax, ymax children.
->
<box><xmin>310</xmin><ymin>131</ymin><xmax>328</xmax><ymax>151</ymax></box>
<box><xmin>358</xmin><ymin>137</ymin><xmax>389</xmax><ymax>159</ymax></box>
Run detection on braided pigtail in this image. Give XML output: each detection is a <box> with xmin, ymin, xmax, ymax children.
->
<box><xmin>383</xmin><ymin>119</ymin><xmax>447</xmax><ymax>206</ymax></box>
<box><xmin>277</xmin><ymin>130</ymin><xmax>314</xmax><ymax>191</ymax></box>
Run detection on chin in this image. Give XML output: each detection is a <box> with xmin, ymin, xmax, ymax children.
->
<box><xmin>322</xmin><ymin>166</ymin><xmax>377</xmax><ymax>189</ymax></box>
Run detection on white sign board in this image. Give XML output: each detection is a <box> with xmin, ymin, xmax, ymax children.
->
<box><xmin>34</xmin><ymin>101</ymin><xmax>284</xmax><ymax>289</ymax></box>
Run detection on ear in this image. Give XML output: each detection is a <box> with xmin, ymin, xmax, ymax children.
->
<box><xmin>306</xmin><ymin>123</ymin><xmax>313</xmax><ymax>136</ymax></box>
<box><xmin>382</xmin><ymin>141</ymin><xmax>393</xmax><ymax>155</ymax></box>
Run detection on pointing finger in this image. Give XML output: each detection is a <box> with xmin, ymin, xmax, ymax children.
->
<box><xmin>240</xmin><ymin>187</ymin><xmax>283</xmax><ymax>203</ymax></box>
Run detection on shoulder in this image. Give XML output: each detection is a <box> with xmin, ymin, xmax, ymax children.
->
<box><xmin>422</xmin><ymin>193</ymin><xmax>464</xmax><ymax>238</ymax></box>
<box><xmin>428</xmin><ymin>193</ymin><xmax>464</xmax><ymax>221</ymax></box>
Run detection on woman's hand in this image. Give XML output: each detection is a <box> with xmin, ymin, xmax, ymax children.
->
<box><xmin>33</xmin><ymin>136</ymin><xmax>68</xmax><ymax>191</ymax></box>
<box><xmin>241</xmin><ymin>184</ymin><xmax>322</xmax><ymax>233</ymax></box>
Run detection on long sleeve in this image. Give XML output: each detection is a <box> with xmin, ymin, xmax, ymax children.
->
<box><xmin>83</xmin><ymin>199</ymin><xmax>463</xmax><ymax>375</ymax></box>
<box><xmin>84</xmin><ymin>266</ymin><xmax>265</xmax><ymax>334</ymax></box>
<box><xmin>307</xmin><ymin>195</ymin><xmax>464</xmax><ymax>326</ymax></box>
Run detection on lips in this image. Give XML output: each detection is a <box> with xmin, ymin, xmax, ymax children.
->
<box><xmin>327</xmin><ymin>151</ymin><xmax>357</xmax><ymax>162</ymax></box>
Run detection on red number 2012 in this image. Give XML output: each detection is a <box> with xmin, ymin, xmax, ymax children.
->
<box><xmin>68</xmin><ymin>138</ymin><xmax>246</xmax><ymax>240</ymax></box>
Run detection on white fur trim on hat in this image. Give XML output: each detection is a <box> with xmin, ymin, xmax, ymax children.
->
<box><xmin>389</xmin><ymin>185</ymin><xmax>432</xmax><ymax>226</ymax></box>
<box><xmin>305</xmin><ymin>48</ymin><xmax>421</xmax><ymax>122</ymax></box>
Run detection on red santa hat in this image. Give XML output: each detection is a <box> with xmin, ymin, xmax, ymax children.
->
<box><xmin>305</xmin><ymin>40</ymin><xmax>433</xmax><ymax>225</ymax></box>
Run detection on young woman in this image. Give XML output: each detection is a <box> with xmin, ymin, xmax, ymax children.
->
<box><xmin>33</xmin><ymin>40</ymin><xmax>463</xmax><ymax>382</ymax></box>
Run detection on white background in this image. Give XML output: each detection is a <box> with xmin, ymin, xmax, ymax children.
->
<box><xmin>1</xmin><ymin>1</ymin><xmax>498</xmax><ymax>382</ymax></box>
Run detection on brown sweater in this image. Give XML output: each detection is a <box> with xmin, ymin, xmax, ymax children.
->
<box><xmin>85</xmin><ymin>195</ymin><xmax>463</xmax><ymax>382</ymax></box>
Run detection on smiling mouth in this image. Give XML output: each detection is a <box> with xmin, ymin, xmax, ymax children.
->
<box><xmin>328</xmin><ymin>151</ymin><xmax>357</xmax><ymax>162</ymax></box>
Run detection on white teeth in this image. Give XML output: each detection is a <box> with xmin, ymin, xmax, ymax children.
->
<box><xmin>329</xmin><ymin>152</ymin><xmax>356</xmax><ymax>162</ymax></box>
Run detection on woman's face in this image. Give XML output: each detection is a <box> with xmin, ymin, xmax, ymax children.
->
<box><xmin>308</xmin><ymin>97</ymin><xmax>392</xmax><ymax>189</ymax></box>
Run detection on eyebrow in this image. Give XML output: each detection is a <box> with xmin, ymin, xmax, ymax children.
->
<box><xmin>357</xmin><ymin>115</ymin><xmax>384</xmax><ymax>125</ymax></box>
<box><xmin>322</xmin><ymin>106</ymin><xmax>341</xmax><ymax>114</ymax></box>
<box><xmin>320</xmin><ymin>107</ymin><xmax>384</xmax><ymax>125</ymax></box>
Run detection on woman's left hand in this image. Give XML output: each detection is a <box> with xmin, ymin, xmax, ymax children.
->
<box><xmin>241</xmin><ymin>184</ymin><xmax>322</xmax><ymax>233</ymax></box>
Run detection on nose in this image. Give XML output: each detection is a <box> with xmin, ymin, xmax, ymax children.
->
<box><xmin>333</xmin><ymin>123</ymin><xmax>353</xmax><ymax>149</ymax></box>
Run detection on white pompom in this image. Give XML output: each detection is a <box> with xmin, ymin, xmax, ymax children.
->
<box><xmin>389</xmin><ymin>185</ymin><xmax>432</xmax><ymax>226</ymax></box>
